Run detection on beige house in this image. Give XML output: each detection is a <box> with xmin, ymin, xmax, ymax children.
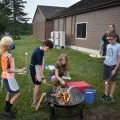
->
<box><xmin>54</xmin><ymin>0</ymin><xmax>120</xmax><ymax>54</ymax></box>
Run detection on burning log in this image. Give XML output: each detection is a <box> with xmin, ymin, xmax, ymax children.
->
<box><xmin>63</xmin><ymin>92</ymin><xmax>71</xmax><ymax>104</ymax></box>
<box><xmin>59</xmin><ymin>92</ymin><xmax>71</xmax><ymax>104</ymax></box>
<box><xmin>51</xmin><ymin>86</ymin><xmax>71</xmax><ymax>104</ymax></box>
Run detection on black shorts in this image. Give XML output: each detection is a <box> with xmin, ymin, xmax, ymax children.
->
<box><xmin>103</xmin><ymin>64</ymin><xmax>117</xmax><ymax>81</ymax></box>
<box><xmin>29</xmin><ymin>65</ymin><xmax>41</xmax><ymax>85</ymax></box>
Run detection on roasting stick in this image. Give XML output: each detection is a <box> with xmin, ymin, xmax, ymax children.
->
<box><xmin>105</xmin><ymin>75</ymin><xmax>113</xmax><ymax>84</ymax></box>
<box><xmin>45</xmin><ymin>83</ymin><xmax>53</xmax><ymax>87</ymax></box>
<box><xmin>35</xmin><ymin>92</ymin><xmax>46</xmax><ymax>111</ymax></box>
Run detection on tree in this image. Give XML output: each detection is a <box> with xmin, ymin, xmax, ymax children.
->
<box><xmin>0</xmin><ymin>0</ymin><xmax>31</xmax><ymax>38</ymax></box>
<box><xmin>0</xmin><ymin>0</ymin><xmax>11</xmax><ymax>10</ymax></box>
<box><xmin>0</xmin><ymin>0</ymin><xmax>11</xmax><ymax>35</ymax></box>
<box><xmin>9</xmin><ymin>0</ymin><xmax>28</xmax><ymax>38</ymax></box>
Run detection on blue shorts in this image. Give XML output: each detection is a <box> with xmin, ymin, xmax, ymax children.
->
<box><xmin>50</xmin><ymin>73</ymin><xmax>54</xmax><ymax>81</ymax></box>
<box><xmin>50</xmin><ymin>72</ymin><xmax>64</xmax><ymax>81</ymax></box>
<box><xmin>103</xmin><ymin>64</ymin><xmax>117</xmax><ymax>81</ymax></box>
<box><xmin>3</xmin><ymin>79</ymin><xmax>20</xmax><ymax>94</ymax></box>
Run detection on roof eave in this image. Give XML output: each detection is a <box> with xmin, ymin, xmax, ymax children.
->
<box><xmin>46</xmin><ymin>18</ymin><xmax>53</xmax><ymax>21</ymax></box>
<box><xmin>54</xmin><ymin>2</ymin><xmax>120</xmax><ymax>19</ymax></box>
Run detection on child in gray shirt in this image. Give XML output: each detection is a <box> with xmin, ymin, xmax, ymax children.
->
<box><xmin>101</xmin><ymin>32</ymin><xmax>120</xmax><ymax>102</ymax></box>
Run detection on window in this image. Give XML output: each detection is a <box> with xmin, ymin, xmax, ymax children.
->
<box><xmin>76</xmin><ymin>23</ymin><xmax>87</xmax><ymax>39</ymax></box>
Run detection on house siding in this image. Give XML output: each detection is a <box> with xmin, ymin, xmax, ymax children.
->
<box><xmin>33</xmin><ymin>22</ymin><xmax>45</xmax><ymax>40</ymax></box>
<box><xmin>32</xmin><ymin>8</ymin><xmax>46</xmax><ymax>40</ymax></box>
<box><xmin>54</xmin><ymin>6</ymin><xmax>120</xmax><ymax>51</ymax></box>
<box><xmin>45</xmin><ymin>21</ymin><xmax>54</xmax><ymax>40</ymax></box>
<box><xmin>54</xmin><ymin>19</ymin><xmax>59</xmax><ymax>31</ymax></box>
<box><xmin>75</xmin><ymin>6</ymin><xmax>120</xmax><ymax>50</ymax></box>
<box><xmin>65</xmin><ymin>17</ymin><xmax>72</xmax><ymax>45</ymax></box>
<box><xmin>59</xmin><ymin>18</ymin><xmax>64</xmax><ymax>31</ymax></box>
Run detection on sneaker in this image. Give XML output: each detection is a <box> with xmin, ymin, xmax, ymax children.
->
<box><xmin>107</xmin><ymin>96</ymin><xmax>114</xmax><ymax>102</ymax></box>
<box><xmin>2</xmin><ymin>110</ymin><xmax>15</xmax><ymax>119</ymax></box>
<box><xmin>10</xmin><ymin>110</ymin><xmax>16</xmax><ymax>118</ymax></box>
<box><xmin>100</xmin><ymin>94</ymin><xmax>109</xmax><ymax>101</ymax></box>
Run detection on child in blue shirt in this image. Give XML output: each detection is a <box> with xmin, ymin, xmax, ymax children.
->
<box><xmin>100</xmin><ymin>32</ymin><xmax>120</xmax><ymax>102</ymax></box>
<box><xmin>29</xmin><ymin>40</ymin><xmax>53</xmax><ymax>107</ymax></box>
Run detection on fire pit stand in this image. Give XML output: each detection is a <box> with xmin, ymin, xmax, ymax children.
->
<box><xmin>46</xmin><ymin>88</ymin><xmax>85</xmax><ymax>120</ymax></box>
<box><xmin>49</xmin><ymin>102</ymin><xmax>84</xmax><ymax>120</ymax></box>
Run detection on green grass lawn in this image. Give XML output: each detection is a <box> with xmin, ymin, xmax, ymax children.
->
<box><xmin>0</xmin><ymin>36</ymin><xmax>120</xmax><ymax>120</ymax></box>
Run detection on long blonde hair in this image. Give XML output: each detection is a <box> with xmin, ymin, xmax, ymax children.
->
<box><xmin>0</xmin><ymin>36</ymin><xmax>13</xmax><ymax>53</ymax></box>
<box><xmin>56</xmin><ymin>54</ymin><xmax>70</xmax><ymax>72</ymax></box>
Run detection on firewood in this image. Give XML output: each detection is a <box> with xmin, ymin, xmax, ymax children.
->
<box><xmin>35</xmin><ymin>92</ymin><xmax>46</xmax><ymax>111</ymax></box>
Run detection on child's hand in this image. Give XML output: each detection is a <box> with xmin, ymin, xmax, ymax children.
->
<box><xmin>111</xmin><ymin>69</ymin><xmax>116</xmax><ymax>76</ymax></box>
<box><xmin>19</xmin><ymin>67</ymin><xmax>27</xmax><ymax>73</ymax></box>
<box><xmin>22</xmin><ymin>67</ymin><xmax>28</xmax><ymax>72</ymax></box>
<box><xmin>42</xmin><ymin>79</ymin><xmax>46</xmax><ymax>84</ymax></box>
<box><xmin>100</xmin><ymin>51</ymin><xmax>103</xmax><ymax>56</ymax></box>
<box><xmin>60</xmin><ymin>79</ymin><xmax>65</xmax><ymax>86</ymax></box>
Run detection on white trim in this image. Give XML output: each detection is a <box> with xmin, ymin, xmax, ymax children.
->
<box><xmin>68</xmin><ymin>45</ymin><xmax>99</xmax><ymax>54</ymax></box>
<box><xmin>75</xmin><ymin>22</ymin><xmax>88</xmax><ymax>40</ymax></box>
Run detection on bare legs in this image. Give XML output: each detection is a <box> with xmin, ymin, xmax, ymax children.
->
<box><xmin>104</xmin><ymin>80</ymin><xmax>116</xmax><ymax>97</ymax></box>
<box><xmin>6</xmin><ymin>92</ymin><xmax>21</xmax><ymax>104</ymax></box>
<box><xmin>32</xmin><ymin>85</ymin><xmax>41</xmax><ymax>105</ymax></box>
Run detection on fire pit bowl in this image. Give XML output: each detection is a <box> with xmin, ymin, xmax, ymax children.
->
<box><xmin>46</xmin><ymin>88</ymin><xmax>84</xmax><ymax>107</ymax></box>
<box><xmin>46</xmin><ymin>88</ymin><xmax>85</xmax><ymax>120</ymax></box>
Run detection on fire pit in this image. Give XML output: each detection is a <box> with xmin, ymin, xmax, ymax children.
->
<box><xmin>46</xmin><ymin>87</ymin><xmax>85</xmax><ymax>120</ymax></box>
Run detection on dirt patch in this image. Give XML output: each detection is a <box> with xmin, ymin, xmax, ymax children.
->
<box><xmin>84</xmin><ymin>106</ymin><xmax>120</xmax><ymax>120</ymax></box>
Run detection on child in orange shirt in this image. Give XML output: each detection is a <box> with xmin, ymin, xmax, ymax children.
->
<box><xmin>0</xmin><ymin>36</ymin><xmax>26</xmax><ymax>118</ymax></box>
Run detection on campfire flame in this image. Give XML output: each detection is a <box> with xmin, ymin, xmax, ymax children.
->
<box><xmin>60</xmin><ymin>92</ymin><xmax>71</xmax><ymax>104</ymax></box>
<box><xmin>52</xmin><ymin>86</ymin><xmax>71</xmax><ymax>104</ymax></box>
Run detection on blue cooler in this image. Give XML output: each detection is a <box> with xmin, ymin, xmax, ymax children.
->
<box><xmin>84</xmin><ymin>89</ymin><xmax>96</xmax><ymax>105</ymax></box>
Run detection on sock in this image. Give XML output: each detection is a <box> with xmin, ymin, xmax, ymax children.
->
<box><xmin>5</xmin><ymin>101</ymin><xmax>10</xmax><ymax>112</ymax></box>
<box><xmin>110</xmin><ymin>95</ymin><xmax>113</xmax><ymax>98</ymax></box>
<box><xmin>5</xmin><ymin>101</ymin><xmax>13</xmax><ymax>112</ymax></box>
<box><xmin>105</xmin><ymin>93</ymin><xmax>108</xmax><ymax>96</ymax></box>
